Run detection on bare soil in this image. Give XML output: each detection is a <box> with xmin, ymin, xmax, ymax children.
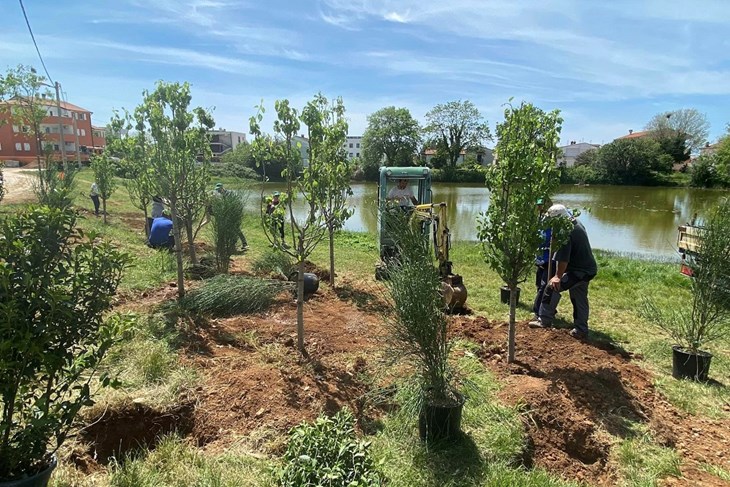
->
<box><xmin>87</xmin><ymin>269</ymin><xmax>730</xmax><ymax>485</ymax></box>
<box><xmin>451</xmin><ymin>316</ymin><xmax>730</xmax><ymax>486</ymax></box>
<box><xmin>1</xmin><ymin>168</ymin><xmax>36</xmax><ymax>203</ymax></box>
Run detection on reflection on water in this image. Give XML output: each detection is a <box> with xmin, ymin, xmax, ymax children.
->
<box><xmin>249</xmin><ymin>182</ymin><xmax>728</xmax><ymax>257</ymax></box>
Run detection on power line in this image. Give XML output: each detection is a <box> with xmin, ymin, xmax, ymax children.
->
<box><xmin>19</xmin><ymin>0</ymin><xmax>54</xmax><ymax>84</ymax></box>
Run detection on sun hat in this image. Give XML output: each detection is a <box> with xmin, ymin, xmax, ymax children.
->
<box><xmin>547</xmin><ymin>204</ymin><xmax>570</xmax><ymax>218</ymax></box>
<box><xmin>273</xmin><ymin>191</ymin><xmax>280</xmax><ymax>197</ymax></box>
<box><xmin>215</xmin><ymin>183</ymin><xmax>223</xmax><ymax>189</ymax></box>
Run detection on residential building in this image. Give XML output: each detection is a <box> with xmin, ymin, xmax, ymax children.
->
<box><xmin>293</xmin><ymin>135</ymin><xmax>310</xmax><ymax>168</ymax></box>
<box><xmin>558</xmin><ymin>141</ymin><xmax>600</xmax><ymax>167</ymax></box>
<box><xmin>423</xmin><ymin>147</ymin><xmax>494</xmax><ymax>166</ymax></box>
<box><xmin>615</xmin><ymin>129</ymin><xmax>651</xmax><ymax>141</ymax></box>
<box><xmin>700</xmin><ymin>141</ymin><xmax>720</xmax><ymax>157</ymax></box>
<box><xmin>0</xmin><ymin>98</ymin><xmax>104</xmax><ymax>166</ymax></box>
<box><xmin>344</xmin><ymin>135</ymin><xmax>362</xmax><ymax>159</ymax></box>
<box><xmin>208</xmin><ymin>129</ymin><xmax>246</xmax><ymax>162</ymax></box>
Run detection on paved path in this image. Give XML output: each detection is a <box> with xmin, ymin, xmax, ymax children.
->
<box><xmin>2</xmin><ymin>167</ymin><xmax>36</xmax><ymax>203</ymax></box>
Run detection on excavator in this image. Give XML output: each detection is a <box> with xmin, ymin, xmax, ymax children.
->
<box><xmin>375</xmin><ymin>166</ymin><xmax>467</xmax><ymax>311</ymax></box>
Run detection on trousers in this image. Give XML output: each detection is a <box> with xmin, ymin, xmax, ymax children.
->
<box><xmin>538</xmin><ymin>272</ymin><xmax>592</xmax><ymax>334</ymax></box>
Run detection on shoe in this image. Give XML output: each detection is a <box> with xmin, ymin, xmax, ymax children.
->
<box><xmin>570</xmin><ymin>328</ymin><xmax>588</xmax><ymax>340</ymax></box>
<box><xmin>528</xmin><ymin>319</ymin><xmax>551</xmax><ymax>329</ymax></box>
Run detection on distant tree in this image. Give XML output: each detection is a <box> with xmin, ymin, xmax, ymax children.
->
<box><xmin>478</xmin><ymin>102</ymin><xmax>563</xmax><ymax>363</ymax></box>
<box><xmin>301</xmin><ymin>94</ymin><xmax>352</xmax><ymax>288</ymax></box>
<box><xmin>690</xmin><ymin>155</ymin><xmax>719</xmax><ymax>188</ymax></box>
<box><xmin>645</xmin><ymin>108</ymin><xmax>709</xmax><ymax>154</ymax></box>
<box><xmin>574</xmin><ymin>148</ymin><xmax>598</xmax><ymax>167</ymax></box>
<box><xmin>655</xmin><ymin>132</ymin><xmax>691</xmax><ymax>164</ymax></box>
<box><xmin>133</xmin><ymin>81</ymin><xmax>214</xmax><ymax>299</ymax></box>
<box><xmin>714</xmin><ymin>126</ymin><xmax>730</xmax><ymax>185</ymax></box>
<box><xmin>424</xmin><ymin>100</ymin><xmax>491</xmax><ymax>169</ymax></box>
<box><xmin>90</xmin><ymin>153</ymin><xmax>117</xmax><ymax>224</ymax></box>
<box><xmin>0</xmin><ymin>65</ymin><xmax>50</xmax><ymax>168</ymax></box>
<box><xmin>594</xmin><ymin>138</ymin><xmax>663</xmax><ymax>185</ymax></box>
<box><xmin>361</xmin><ymin>106</ymin><xmax>420</xmax><ymax>168</ymax></box>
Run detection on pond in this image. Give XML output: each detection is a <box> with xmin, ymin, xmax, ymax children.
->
<box><xmin>248</xmin><ymin>182</ymin><xmax>729</xmax><ymax>258</ymax></box>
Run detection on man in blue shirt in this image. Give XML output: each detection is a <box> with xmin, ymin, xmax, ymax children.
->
<box><xmin>148</xmin><ymin>215</ymin><xmax>175</xmax><ymax>250</ymax></box>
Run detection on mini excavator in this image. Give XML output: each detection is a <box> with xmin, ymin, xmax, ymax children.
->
<box><xmin>375</xmin><ymin>167</ymin><xmax>467</xmax><ymax>311</ymax></box>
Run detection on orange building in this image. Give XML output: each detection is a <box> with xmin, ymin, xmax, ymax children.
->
<box><xmin>0</xmin><ymin>98</ymin><xmax>106</xmax><ymax>166</ymax></box>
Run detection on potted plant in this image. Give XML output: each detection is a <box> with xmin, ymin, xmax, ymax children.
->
<box><xmin>642</xmin><ymin>198</ymin><xmax>730</xmax><ymax>381</ymax></box>
<box><xmin>0</xmin><ymin>207</ymin><xmax>129</xmax><ymax>485</ymax></box>
<box><xmin>381</xmin><ymin>210</ymin><xmax>464</xmax><ymax>442</ymax></box>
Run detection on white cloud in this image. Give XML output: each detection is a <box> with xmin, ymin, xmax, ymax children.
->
<box><xmin>383</xmin><ymin>11</ymin><xmax>409</xmax><ymax>23</ymax></box>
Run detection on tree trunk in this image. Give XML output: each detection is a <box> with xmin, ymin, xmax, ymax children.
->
<box><xmin>143</xmin><ymin>207</ymin><xmax>150</xmax><ymax>236</ymax></box>
<box><xmin>170</xmin><ymin>204</ymin><xmax>185</xmax><ymax>299</ymax></box>
<box><xmin>328</xmin><ymin>225</ymin><xmax>335</xmax><ymax>288</ymax></box>
<box><xmin>102</xmin><ymin>198</ymin><xmax>107</xmax><ymax>224</ymax></box>
<box><xmin>186</xmin><ymin>219</ymin><xmax>198</xmax><ymax>265</ymax></box>
<box><xmin>297</xmin><ymin>255</ymin><xmax>305</xmax><ymax>354</ymax></box>
<box><xmin>508</xmin><ymin>283</ymin><xmax>517</xmax><ymax>363</ymax></box>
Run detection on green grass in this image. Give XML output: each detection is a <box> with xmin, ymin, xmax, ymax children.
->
<box><xmin>700</xmin><ymin>463</ymin><xmax>730</xmax><ymax>482</ymax></box>
<box><xmin>368</xmin><ymin>348</ymin><xmax>579</xmax><ymax>487</ymax></box>
<box><xmin>612</xmin><ymin>424</ymin><xmax>681</xmax><ymax>486</ymax></box>
<box><xmin>108</xmin><ymin>435</ymin><xmax>273</xmax><ymax>487</ymax></box>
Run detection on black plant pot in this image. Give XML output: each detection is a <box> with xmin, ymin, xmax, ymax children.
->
<box><xmin>500</xmin><ymin>285</ymin><xmax>520</xmax><ymax>304</ymax></box>
<box><xmin>288</xmin><ymin>272</ymin><xmax>320</xmax><ymax>295</ymax></box>
<box><xmin>672</xmin><ymin>345</ymin><xmax>712</xmax><ymax>381</ymax></box>
<box><xmin>1</xmin><ymin>457</ymin><xmax>57</xmax><ymax>487</ymax></box>
<box><xmin>418</xmin><ymin>393</ymin><xmax>465</xmax><ymax>442</ymax></box>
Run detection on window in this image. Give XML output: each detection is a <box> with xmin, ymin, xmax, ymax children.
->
<box><xmin>349</xmin><ymin>152</ymin><xmax>353</xmax><ymax>157</ymax></box>
<box><xmin>356</xmin><ymin>143</ymin><xmax>360</xmax><ymax>148</ymax></box>
<box><xmin>48</xmin><ymin>110</ymin><xmax>54</xmax><ymax>116</ymax></box>
<box><xmin>80</xmin><ymin>113</ymin><xmax>86</xmax><ymax>120</ymax></box>
<box><xmin>349</xmin><ymin>143</ymin><xmax>353</xmax><ymax>148</ymax></box>
<box><xmin>53</xmin><ymin>144</ymin><xmax>59</xmax><ymax>151</ymax></box>
<box><xmin>81</xmin><ymin>129</ymin><xmax>86</xmax><ymax>136</ymax></box>
<box><xmin>12</xmin><ymin>125</ymin><xmax>19</xmax><ymax>133</ymax></box>
<box><xmin>15</xmin><ymin>143</ymin><xmax>22</xmax><ymax>151</ymax></box>
<box><xmin>356</xmin><ymin>152</ymin><xmax>360</xmax><ymax>157</ymax></box>
<box><xmin>45</xmin><ymin>127</ymin><xmax>51</xmax><ymax>134</ymax></box>
<box><xmin>21</xmin><ymin>126</ymin><xmax>29</xmax><ymax>133</ymax></box>
<box><xmin>24</xmin><ymin>143</ymin><xmax>31</xmax><ymax>151</ymax></box>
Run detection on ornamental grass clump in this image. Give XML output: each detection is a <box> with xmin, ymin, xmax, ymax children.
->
<box><xmin>252</xmin><ymin>249</ymin><xmax>295</xmax><ymax>278</ymax></box>
<box><xmin>182</xmin><ymin>275</ymin><xmax>286</xmax><ymax>317</ymax></box>
<box><xmin>381</xmin><ymin>209</ymin><xmax>457</xmax><ymax>406</ymax></box>
<box><xmin>210</xmin><ymin>190</ymin><xmax>245</xmax><ymax>273</ymax></box>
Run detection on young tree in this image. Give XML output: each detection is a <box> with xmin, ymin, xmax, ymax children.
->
<box><xmin>0</xmin><ymin>65</ymin><xmax>50</xmax><ymax>168</ymax></box>
<box><xmin>301</xmin><ymin>94</ymin><xmax>352</xmax><ymax>288</ymax></box>
<box><xmin>178</xmin><ymin>160</ymin><xmax>211</xmax><ymax>264</ymax></box>
<box><xmin>90</xmin><ymin>153</ymin><xmax>117</xmax><ymax>224</ymax></box>
<box><xmin>133</xmin><ymin>81</ymin><xmax>214</xmax><ymax>299</ymax></box>
<box><xmin>250</xmin><ymin>98</ymin><xmax>329</xmax><ymax>354</ymax></box>
<box><xmin>361</xmin><ymin>106</ymin><xmax>421</xmax><ymax>168</ymax></box>
<box><xmin>424</xmin><ymin>100</ymin><xmax>491</xmax><ymax>169</ymax></box>
<box><xmin>645</xmin><ymin>108</ymin><xmax>710</xmax><ymax>154</ymax></box>
<box><xmin>108</xmin><ymin>109</ymin><xmax>155</xmax><ymax>234</ymax></box>
<box><xmin>478</xmin><ymin>101</ymin><xmax>563</xmax><ymax>363</ymax></box>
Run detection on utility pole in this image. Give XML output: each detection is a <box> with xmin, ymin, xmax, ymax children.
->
<box><xmin>72</xmin><ymin>112</ymin><xmax>81</xmax><ymax>166</ymax></box>
<box><xmin>54</xmin><ymin>81</ymin><xmax>67</xmax><ymax>170</ymax></box>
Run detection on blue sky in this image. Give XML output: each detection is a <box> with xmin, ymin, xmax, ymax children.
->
<box><xmin>2</xmin><ymin>0</ymin><xmax>729</xmax><ymax>145</ymax></box>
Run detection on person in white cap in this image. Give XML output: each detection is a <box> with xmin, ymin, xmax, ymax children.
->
<box><xmin>530</xmin><ymin>204</ymin><xmax>597</xmax><ymax>339</ymax></box>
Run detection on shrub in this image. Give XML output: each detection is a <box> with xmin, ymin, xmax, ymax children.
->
<box><xmin>252</xmin><ymin>249</ymin><xmax>295</xmax><ymax>278</ymax></box>
<box><xmin>0</xmin><ymin>206</ymin><xmax>129</xmax><ymax>481</ymax></box>
<box><xmin>641</xmin><ymin>198</ymin><xmax>730</xmax><ymax>353</ymax></box>
<box><xmin>276</xmin><ymin>409</ymin><xmax>382</xmax><ymax>487</ymax></box>
<box><xmin>689</xmin><ymin>155</ymin><xmax>719</xmax><ymax>188</ymax></box>
<box><xmin>32</xmin><ymin>156</ymin><xmax>78</xmax><ymax>210</ymax></box>
<box><xmin>210</xmin><ymin>191</ymin><xmax>245</xmax><ymax>273</ymax></box>
<box><xmin>182</xmin><ymin>275</ymin><xmax>285</xmax><ymax>317</ymax></box>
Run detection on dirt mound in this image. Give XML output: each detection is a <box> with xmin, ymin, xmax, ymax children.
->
<box><xmin>78</xmin><ymin>401</ymin><xmax>195</xmax><ymax>464</ymax></box>
<box><xmin>183</xmin><ymin>287</ymin><xmax>383</xmax><ymax>451</ymax></box>
<box><xmin>450</xmin><ymin>317</ymin><xmax>730</xmax><ymax>486</ymax></box>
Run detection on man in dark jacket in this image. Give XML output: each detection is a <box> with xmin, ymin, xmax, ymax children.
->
<box><xmin>530</xmin><ymin>204</ymin><xmax>597</xmax><ymax>339</ymax></box>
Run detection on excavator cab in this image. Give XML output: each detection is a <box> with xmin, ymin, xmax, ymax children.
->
<box><xmin>376</xmin><ymin>166</ymin><xmax>467</xmax><ymax>310</ymax></box>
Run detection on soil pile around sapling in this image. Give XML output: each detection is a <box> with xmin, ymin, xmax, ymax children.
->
<box><xmin>451</xmin><ymin>316</ymin><xmax>730</xmax><ymax>486</ymax></box>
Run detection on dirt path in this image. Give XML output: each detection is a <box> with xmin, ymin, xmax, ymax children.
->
<box><xmin>1</xmin><ymin>168</ymin><xmax>36</xmax><ymax>203</ymax></box>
